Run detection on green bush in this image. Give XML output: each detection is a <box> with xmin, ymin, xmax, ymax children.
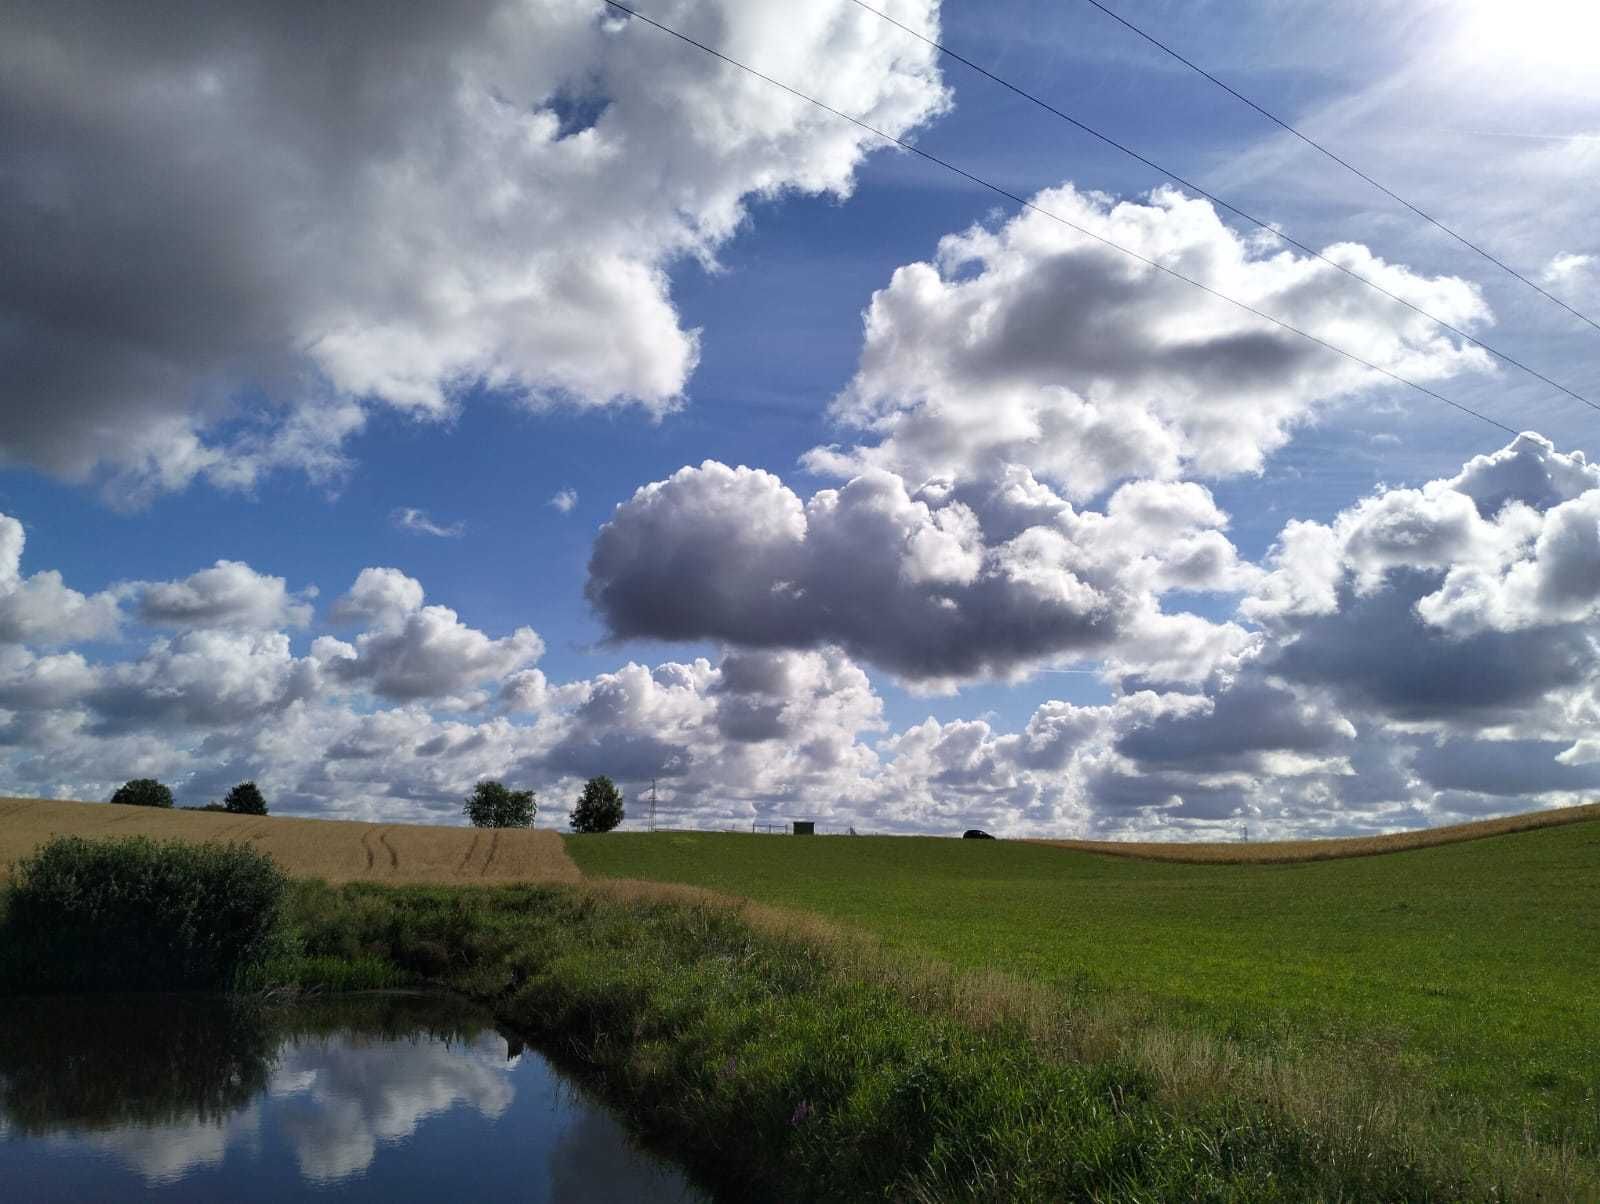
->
<box><xmin>110</xmin><ymin>778</ymin><xmax>173</xmax><ymax>808</ymax></box>
<box><xmin>224</xmin><ymin>781</ymin><xmax>268</xmax><ymax>815</ymax></box>
<box><xmin>0</xmin><ymin>836</ymin><xmax>288</xmax><ymax>993</ymax></box>
<box><xmin>569</xmin><ymin>774</ymin><xmax>624</xmax><ymax>833</ymax></box>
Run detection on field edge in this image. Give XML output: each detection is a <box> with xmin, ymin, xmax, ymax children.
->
<box><xmin>1029</xmin><ymin>800</ymin><xmax>1600</xmax><ymax>864</ymax></box>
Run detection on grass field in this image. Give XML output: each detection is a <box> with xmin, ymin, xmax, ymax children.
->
<box><xmin>568</xmin><ymin>817</ymin><xmax>1600</xmax><ymax>1158</ymax></box>
<box><xmin>271</xmin><ymin>879</ymin><xmax>1580</xmax><ymax>1200</ymax></box>
<box><xmin>0</xmin><ymin>798</ymin><xmax>578</xmax><ymax>886</ymax></box>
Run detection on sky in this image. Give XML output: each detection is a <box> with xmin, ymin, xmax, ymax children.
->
<box><xmin>2</xmin><ymin>0</ymin><xmax>1598</xmax><ymax>837</ymax></box>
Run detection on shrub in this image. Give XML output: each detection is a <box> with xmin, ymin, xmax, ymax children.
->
<box><xmin>0</xmin><ymin>836</ymin><xmax>288</xmax><ymax>993</ymax></box>
<box><xmin>463</xmin><ymin>780</ymin><xmax>536</xmax><ymax>828</ymax></box>
<box><xmin>224</xmin><ymin>781</ymin><xmax>268</xmax><ymax>815</ymax></box>
<box><xmin>110</xmin><ymin>778</ymin><xmax>173</xmax><ymax>808</ymax></box>
<box><xmin>570</xmin><ymin>775</ymin><xmax>624</xmax><ymax>833</ymax></box>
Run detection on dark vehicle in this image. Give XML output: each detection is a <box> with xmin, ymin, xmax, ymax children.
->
<box><xmin>962</xmin><ymin>829</ymin><xmax>995</xmax><ymax>840</ymax></box>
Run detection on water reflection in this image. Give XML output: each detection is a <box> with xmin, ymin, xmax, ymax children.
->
<box><xmin>0</xmin><ymin>996</ymin><xmax>274</xmax><ymax>1135</ymax></box>
<box><xmin>0</xmin><ymin>994</ymin><xmax>701</xmax><ymax>1201</ymax></box>
<box><xmin>269</xmin><ymin>1026</ymin><xmax>515</xmax><ymax>1182</ymax></box>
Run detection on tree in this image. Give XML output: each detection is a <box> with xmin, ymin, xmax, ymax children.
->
<box><xmin>224</xmin><ymin>781</ymin><xmax>268</xmax><ymax>816</ymax></box>
<box><xmin>111</xmin><ymin>779</ymin><xmax>173</xmax><ymax>809</ymax></box>
<box><xmin>463</xmin><ymin>780</ymin><xmax>536</xmax><ymax>828</ymax></box>
<box><xmin>569</xmin><ymin>775</ymin><xmax>624</xmax><ymax>834</ymax></box>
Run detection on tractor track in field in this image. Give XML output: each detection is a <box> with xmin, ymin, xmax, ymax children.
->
<box><xmin>3</xmin><ymin>799</ymin><xmax>582</xmax><ymax>887</ymax></box>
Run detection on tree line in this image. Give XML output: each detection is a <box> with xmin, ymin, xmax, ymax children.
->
<box><xmin>105</xmin><ymin>774</ymin><xmax>625</xmax><ymax>833</ymax></box>
<box><xmin>111</xmin><ymin>778</ymin><xmax>267</xmax><ymax>814</ymax></box>
<box><xmin>462</xmin><ymin>775</ymin><xmax>623</xmax><ymax>833</ymax></box>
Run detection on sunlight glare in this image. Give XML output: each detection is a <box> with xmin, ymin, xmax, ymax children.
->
<box><xmin>1457</xmin><ymin>0</ymin><xmax>1600</xmax><ymax>72</ymax></box>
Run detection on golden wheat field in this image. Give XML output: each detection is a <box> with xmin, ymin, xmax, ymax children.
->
<box><xmin>0</xmin><ymin>797</ymin><xmax>580</xmax><ymax>885</ymax></box>
<box><xmin>1028</xmin><ymin>800</ymin><xmax>1600</xmax><ymax>863</ymax></box>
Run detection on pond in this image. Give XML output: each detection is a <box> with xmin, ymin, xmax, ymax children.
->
<box><xmin>0</xmin><ymin>993</ymin><xmax>704</xmax><ymax>1202</ymax></box>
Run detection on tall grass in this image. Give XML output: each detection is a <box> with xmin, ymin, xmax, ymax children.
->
<box><xmin>270</xmin><ymin>879</ymin><xmax>1594</xmax><ymax>1201</ymax></box>
<box><xmin>0</xmin><ymin>835</ymin><xmax>287</xmax><ymax>992</ymax></box>
<box><xmin>569</xmin><ymin>821</ymin><xmax>1600</xmax><ymax>1157</ymax></box>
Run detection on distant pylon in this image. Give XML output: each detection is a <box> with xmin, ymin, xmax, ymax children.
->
<box><xmin>649</xmin><ymin>778</ymin><xmax>657</xmax><ymax>832</ymax></box>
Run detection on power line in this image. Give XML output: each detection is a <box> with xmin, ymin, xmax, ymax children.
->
<box><xmin>845</xmin><ymin>0</ymin><xmax>1599</xmax><ymax>415</ymax></box>
<box><xmin>1077</xmin><ymin>0</ymin><xmax>1600</xmax><ymax>336</ymax></box>
<box><xmin>600</xmin><ymin>1</ymin><xmax>1519</xmax><ymax>438</ymax></box>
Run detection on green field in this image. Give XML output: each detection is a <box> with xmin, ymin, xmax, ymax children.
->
<box><xmin>568</xmin><ymin>823</ymin><xmax>1600</xmax><ymax>1154</ymax></box>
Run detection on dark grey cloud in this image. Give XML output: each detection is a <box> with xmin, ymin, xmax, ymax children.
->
<box><xmin>959</xmin><ymin>243</ymin><xmax>1319</xmax><ymax>404</ymax></box>
<box><xmin>1270</xmin><ymin>571</ymin><xmax>1593</xmax><ymax>724</ymax></box>
<box><xmin>539</xmin><ymin>730</ymin><xmax>689</xmax><ymax>785</ymax></box>
<box><xmin>0</xmin><ymin>0</ymin><xmax>947</xmax><ymax>501</ymax></box>
<box><xmin>1084</xmin><ymin>768</ymin><xmax>1248</xmax><ymax>821</ymax></box>
<box><xmin>1115</xmin><ymin>677</ymin><xmax>1352</xmax><ymax>771</ymax></box>
<box><xmin>587</xmin><ymin>461</ymin><xmax>1136</xmax><ymax>684</ymax></box>
<box><xmin>715</xmin><ymin>699</ymin><xmax>790</xmax><ymax>744</ymax></box>
<box><xmin>0</xmin><ymin>0</ymin><xmax>483</xmax><ymax>489</ymax></box>
<box><xmin>1411</xmin><ymin>739</ymin><xmax>1600</xmax><ymax>797</ymax></box>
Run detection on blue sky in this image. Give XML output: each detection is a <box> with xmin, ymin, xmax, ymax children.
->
<box><xmin>2</xmin><ymin>0</ymin><xmax>1598</xmax><ymax>834</ymax></box>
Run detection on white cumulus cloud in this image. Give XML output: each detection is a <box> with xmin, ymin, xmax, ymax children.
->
<box><xmin>126</xmin><ymin>561</ymin><xmax>315</xmax><ymax>631</ymax></box>
<box><xmin>806</xmin><ymin>184</ymin><xmax>1492</xmax><ymax>500</ymax></box>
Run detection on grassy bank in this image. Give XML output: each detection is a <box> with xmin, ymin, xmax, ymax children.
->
<box><xmin>567</xmin><ymin>821</ymin><xmax>1600</xmax><ymax>1160</ymax></box>
<box><xmin>264</xmin><ymin>878</ymin><xmax>1589</xmax><ymax>1201</ymax></box>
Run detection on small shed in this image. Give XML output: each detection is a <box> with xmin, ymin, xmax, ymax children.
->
<box><xmin>792</xmin><ymin>820</ymin><xmax>816</xmax><ymax>836</ymax></box>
